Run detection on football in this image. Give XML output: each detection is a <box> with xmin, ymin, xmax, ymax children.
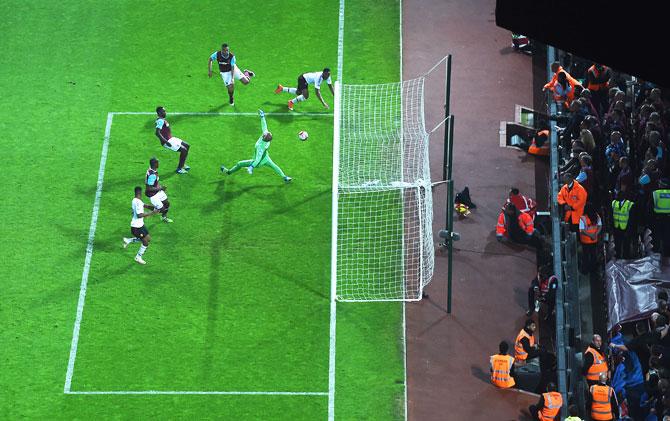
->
<box><xmin>298</xmin><ymin>130</ymin><xmax>309</xmax><ymax>141</ymax></box>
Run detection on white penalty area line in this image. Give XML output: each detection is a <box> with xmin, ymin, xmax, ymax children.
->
<box><xmin>64</xmin><ymin>112</ymin><xmax>114</xmax><ymax>393</ymax></box>
<box><xmin>65</xmin><ymin>390</ymin><xmax>328</xmax><ymax>396</ymax></box>
<box><xmin>111</xmin><ymin>111</ymin><xmax>333</xmax><ymax>117</ymax></box>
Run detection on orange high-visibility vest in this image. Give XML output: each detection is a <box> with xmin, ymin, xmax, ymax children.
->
<box><xmin>490</xmin><ymin>354</ymin><xmax>515</xmax><ymax>388</ymax></box>
<box><xmin>586</xmin><ymin>65</ymin><xmax>610</xmax><ymax>91</ymax></box>
<box><xmin>557</xmin><ymin>180</ymin><xmax>587</xmax><ymax>224</ymax></box>
<box><xmin>590</xmin><ymin>384</ymin><xmax>613</xmax><ymax>420</ymax></box>
<box><xmin>538</xmin><ymin>392</ymin><xmax>563</xmax><ymax>420</ymax></box>
<box><xmin>496</xmin><ymin>212</ymin><xmax>507</xmax><ymax>237</ymax></box>
<box><xmin>579</xmin><ymin>215</ymin><xmax>600</xmax><ymax>244</ymax></box>
<box><xmin>519</xmin><ymin>212</ymin><xmax>534</xmax><ymax>235</ymax></box>
<box><xmin>528</xmin><ymin>130</ymin><xmax>550</xmax><ymax>157</ymax></box>
<box><xmin>585</xmin><ymin>346</ymin><xmax>608</xmax><ymax>382</ymax></box>
<box><xmin>514</xmin><ymin>329</ymin><xmax>535</xmax><ymax>363</ymax></box>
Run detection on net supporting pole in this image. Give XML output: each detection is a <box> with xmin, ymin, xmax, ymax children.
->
<box><xmin>447</xmin><ymin>179</ymin><xmax>454</xmax><ymax>314</ymax></box>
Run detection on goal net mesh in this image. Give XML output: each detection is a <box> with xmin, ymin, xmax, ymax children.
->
<box><xmin>335</xmin><ymin>77</ymin><xmax>434</xmax><ymax>301</ymax></box>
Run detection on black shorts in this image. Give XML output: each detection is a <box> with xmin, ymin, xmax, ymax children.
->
<box><xmin>297</xmin><ymin>75</ymin><xmax>308</xmax><ymax>92</ymax></box>
<box><xmin>131</xmin><ymin>225</ymin><xmax>149</xmax><ymax>238</ymax></box>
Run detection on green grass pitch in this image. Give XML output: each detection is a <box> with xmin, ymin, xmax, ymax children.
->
<box><xmin>0</xmin><ymin>0</ymin><xmax>404</xmax><ymax>419</ymax></box>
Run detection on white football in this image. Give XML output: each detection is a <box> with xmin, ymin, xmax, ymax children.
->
<box><xmin>298</xmin><ymin>130</ymin><xmax>309</xmax><ymax>141</ymax></box>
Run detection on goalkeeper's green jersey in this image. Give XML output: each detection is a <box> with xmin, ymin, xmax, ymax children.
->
<box><xmin>251</xmin><ymin>137</ymin><xmax>271</xmax><ymax>167</ymax></box>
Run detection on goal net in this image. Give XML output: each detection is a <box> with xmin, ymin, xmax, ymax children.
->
<box><xmin>332</xmin><ymin>78</ymin><xmax>434</xmax><ymax>302</ymax></box>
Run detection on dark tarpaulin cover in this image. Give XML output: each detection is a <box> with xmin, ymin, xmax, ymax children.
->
<box><xmin>606</xmin><ymin>255</ymin><xmax>670</xmax><ymax>332</ymax></box>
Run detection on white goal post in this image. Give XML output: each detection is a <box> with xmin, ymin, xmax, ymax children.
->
<box><xmin>332</xmin><ymin>78</ymin><xmax>434</xmax><ymax>302</ymax></box>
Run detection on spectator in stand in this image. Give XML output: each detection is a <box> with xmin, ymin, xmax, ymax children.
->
<box><xmin>615</xmin><ymin>156</ymin><xmax>634</xmax><ymax>196</ymax></box>
<box><xmin>640</xmin><ymin>160</ymin><xmax>662</xmax><ymax>226</ymax></box>
<box><xmin>606</xmin><ymin>131</ymin><xmax>627</xmax><ymax>169</ymax></box>
<box><xmin>648</xmin><ymin>132</ymin><xmax>667</xmax><ymax>171</ymax></box>
<box><xmin>584</xmin><ymin>114</ymin><xmax>604</xmax><ymax>145</ymax></box>
<box><xmin>608</xmin><ymin>89</ymin><xmax>626</xmax><ymax>115</ymax></box>
<box><xmin>580</xmin><ymin>89</ymin><xmax>600</xmax><ymax>118</ymax></box>
<box><xmin>612</xmin><ymin>190</ymin><xmax>634</xmax><ymax>259</ymax></box>
<box><xmin>604</xmin><ymin>100</ymin><xmax>628</xmax><ymax>134</ymax></box>
<box><xmin>652</xmin><ymin>178</ymin><xmax>670</xmax><ymax>259</ymax></box>
<box><xmin>576</xmin><ymin>154</ymin><xmax>595</xmax><ymax>198</ymax></box>
<box><xmin>559</xmin><ymin>145</ymin><xmax>587</xmax><ymax>176</ymax></box>
<box><xmin>580</xmin><ymin>128</ymin><xmax>597</xmax><ymax>155</ymax></box>
<box><xmin>514</xmin><ymin>319</ymin><xmax>540</xmax><ymax>365</ymax></box>
<box><xmin>490</xmin><ymin>341</ymin><xmax>516</xmax><ymax>389</ymax></box>
<box><xmin>558</xmin><ymin>100</ymin><xmax>586</xmax><ymax>147</ymax></box>
<box><xmin>650</xmin><ymin>112</ymin><xmax>667</xmax><ymax>142</ymax></box>
<box><xmin>584</xmin><ymin>64</ymin><xmax>612</xmax><ymax>116</ymax></box>
<box><xmin>526</xmin><ymin>265</ymin><xmax>557</xmax><ymax>318</ymax></box>
<box><xmin>583</xmin><ymin>334</ymin><xmax>609</xmax><ymax>386</ymax></box>
<box><xmin>529</xmin><ymin>382</ymin><xmax>562</xmax><ymax>421</ymax></box>
<box><xmin>558</xmin><ymin>172</ymin><xmax>588</xmax><ymax>232</ymax></box>
<box><xmin>588</xmin><ymin>372</ymin><xmax>619</xmax><ymax>421</ymax></box>
<box><xmin>579</xmin><ymin>204</ymin><xmax>602</xmax><ymax>274</ymax></box>
<box><xmin>648</xmin><ymin>88</ymin><xmax>665</xmax><ymax>114</ymax></box>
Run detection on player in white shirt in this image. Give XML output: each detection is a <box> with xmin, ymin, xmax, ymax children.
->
<box><xmin>207</xmin><ymin>43</ymin><xmax>255</xmax><ymax>106</ymax></box>
<box><xmin>275</xmin><ymin>68</ymin><xmax>334</xmax><ymax>111</ymax></box>
<box><xmin>123</xmin><ymin>186</ymin><xmax>160</xmax><ymax>265</ymax></box>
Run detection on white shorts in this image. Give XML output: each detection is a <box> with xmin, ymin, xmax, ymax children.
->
<box><xmin>150</xmin><ymin>190</ymin><xmax>168</xmax><ymax>209</ymax></box>
<box><xmin>163</xmin><ymin>137</ymin><xmax>182</xmax><ymax>152</ymax></box>
<box><xmin>220</xmin><ymin>67</ymin><xmax>245</xmax><ymax>86</ymax></box>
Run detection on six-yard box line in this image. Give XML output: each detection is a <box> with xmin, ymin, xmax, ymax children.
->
<box><xmin>64</xmin><ymin>111</ymin><xmax>333</xmax><ymax>398</ymax></box>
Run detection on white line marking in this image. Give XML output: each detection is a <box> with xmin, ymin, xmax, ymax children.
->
<box><xmin>329</xmin><ymin>2</ymin><xmax>345</xmax><ymax>419</ymax></box>
<box><xmin>65</xmin><ymin>390</ymin><xmax>328</xmax><ymax>396</ymax></box>
<box><xmin>64</xmin><ymin>112</ymin><xmax>114</xmax><ymax>393</ymax></box>
<box><xmin>111</xmin><ymin>111</ymin><xmax>332</xmax><ymax>117</ymax></box>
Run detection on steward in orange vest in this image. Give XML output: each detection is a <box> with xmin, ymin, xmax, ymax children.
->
<box><xmin>578</xmin><ymin>206</ymin><xmax>602</xmax><ymax>274</ymax></box>
<box><xmin>529</xmin><ymin>382</ymin><xmax>563</xmax><ymax>421</ymax></box>
<box><xmin>557</xmin><ymin>173</ymin><xmax>588</xmax><ymax>228</ymax></box>
<box><xmin>528</xmin><ymin>130</ymin><xmax>550</xmax><ymax>157</ymax></box>
<box><xmin>582</xmin><ymin>335</ymin><xmax>608</xmax><ymax>385</ymax></box>
<box><xmin>497</xmin><ymin>203</ymin><xmax>535</xmax><ymax>244</ymax></box>
<box><xmin>514</xmin><ymin>319</ymin><xmax>539</xmax><ymax>364</ymax></box>
<box><xmin>490</xmin><ymin>341</ymin><xmax>515</xmax><ymax>388</ymax></box>
<box><xmin>589</xmin><ymin>373</ymin><xmax>618</xmax><ymax>421</ymax></box>
<box><xmin>506</xmin><ymin>188</ymin><xmax>538</xmax><ymax>220</ymax></box>
<box><xmin>585</xmin><ymin>64</ymin><xmax>611</xmax><ymax>92</ymax></box>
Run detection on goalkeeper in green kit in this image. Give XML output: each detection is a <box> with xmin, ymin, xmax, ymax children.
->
<box><xmin>220</xmin><ymin>110</ymin><xmax>292</xmax><ymax>183</ymax></box>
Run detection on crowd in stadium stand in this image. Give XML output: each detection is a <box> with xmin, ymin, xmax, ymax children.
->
<box><xmin>491</xmin><ymin>54</ymin><xmax>670</xmax><ymax>421</ymax></box>
<box><xmin>547</xmin><ymin>59</ymin><xmax>670</xmax><ymax>420</ymax></box>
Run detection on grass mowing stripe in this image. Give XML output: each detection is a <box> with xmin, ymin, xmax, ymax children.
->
<box><xmin>64</xmin><ymin>112</ymin><xmax>114</xmax><ymax>393</ymax></box>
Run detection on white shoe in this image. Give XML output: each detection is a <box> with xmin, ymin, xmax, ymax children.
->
<box><xmin>123</xmin><ymin>238</ymin><xmax>132</xmax><ymax>249</ymax></box>
<box><xmin>284</xmin><ymin>176</ymin><xmax>292</xmax><ymax>183</ymax></box>
<box><xmin>161</xmin><ymin>216</ymin><xmax>174</xmax><ymax>223</ymax></box>
<box><xmin>134</xmin><ymin>256</ymin><xmax>146</xmax><ymax>265</ymax></box>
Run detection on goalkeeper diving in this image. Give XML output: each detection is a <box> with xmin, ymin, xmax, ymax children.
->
<box><xmin>220</xmin><ymin>110</ymin><xmax>292</xmax><ymax>183</ymax></box>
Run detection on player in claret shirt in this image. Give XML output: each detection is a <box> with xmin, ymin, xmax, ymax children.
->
<box><xmin>155</xmin><ymin>106</ymin><xmax>191</xmax><ymax>174</ymax></box>
<box><xmin>207</xmin><ymin>43</ymin><xmax>255</xmax><ymax>106</ymax></box>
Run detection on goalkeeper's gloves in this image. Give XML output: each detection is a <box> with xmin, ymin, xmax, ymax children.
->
<box><xmin>258</xmin><ymin>109</ymin><xmax>265</xmax><ymax>118</ymax></box>
<box><xmin>247</xmin><ymin>166</ymin><xmax>254</xmax><ymax>174</ymax></box>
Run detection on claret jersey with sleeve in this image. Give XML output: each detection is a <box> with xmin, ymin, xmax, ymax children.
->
<box><xmin>145</xmin><ymin>168</ymin><xmax>159</xmax><ymax>197</ymax></box>
<box><xmin>156</xmin><ymin>117</ymin><xmax>172</xmax><ymax>140</ymax></box>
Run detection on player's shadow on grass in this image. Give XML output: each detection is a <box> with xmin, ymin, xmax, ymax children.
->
<box><xmin>201</xmin><ymin>181</ymin><xmax>277</xmax><ymax>214</ymax></box>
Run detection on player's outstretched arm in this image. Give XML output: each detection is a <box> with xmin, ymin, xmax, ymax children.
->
<box><xmin>316</xmin><ymin>88</ymin><xmax>329</xmax><ymax>109</ymax></box>
<box><xmin>259</xmin><ymin>109</ymin><xmax>268</xmax><ymax>134</ymax></box>
<box><xmin>328</xmin><ymin>83</ymin><xmax>334</xmax><ymax>96</ymax></box>
<box><xmin>208</xmin><ymin>56</ymin><xmax>214</xmax><ymax>78</ymax></box>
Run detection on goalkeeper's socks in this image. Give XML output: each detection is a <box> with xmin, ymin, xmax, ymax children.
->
<box><xmin>136</xmin><ymin>245</ymin><xmax>148</xmax><ymax>257</ymax></box>
<box><xmin>294</xmin><ymin>95</ymin><xmax>305</xmax><ymax>103</ymax></box>
<box><xmin>283</xmin><ymin>87</ymin><xmax>297</xmax><ymax>94</ymax></box>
